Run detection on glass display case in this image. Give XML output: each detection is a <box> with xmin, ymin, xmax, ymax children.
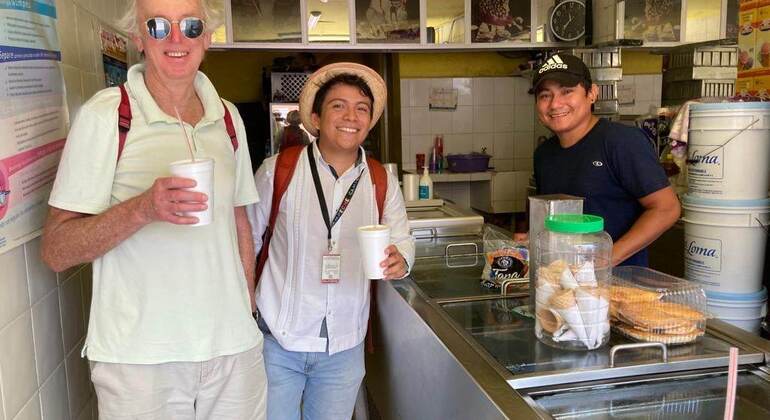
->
<box><xmin>355</xmin><ymin>0</ymin><xmax>420</xmax><ymax>43</ymax></box>
<box><xmin>307</xmin><ymin>0</ymin><xmax>351</xmax><ymax>43</ymax></box>
<box><xmin>427</xmin><ymin>0</ymin><xmax>465</xmax><ymax>44</ymax></box>
<box><xmin>230</xmin><ymin>0</ymin><xmax>302</xmax><ymax>42</ymax></box>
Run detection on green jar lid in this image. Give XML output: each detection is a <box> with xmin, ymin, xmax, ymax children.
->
<box><xmin>545</xmin><ymin>214</ymin><xmax>604</xmax><ymax>234</ymax></box>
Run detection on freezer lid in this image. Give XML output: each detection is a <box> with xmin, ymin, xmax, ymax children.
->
<box><xmin>526</xmin><ymin>369</ymin><xmax>770</xmax><ymax>419</ymax></box>
<box><xmin>439</xmin><ymin>298</ymin><xmax>766</xmax><ymax>389</ymax></box>
<box><xmin>407</xmin><ymin>202</ymin><xmax>484</xmax><ymax>238</ymax></box>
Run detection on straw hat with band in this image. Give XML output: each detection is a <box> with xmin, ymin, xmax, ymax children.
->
<box><xmin>299</xmin><ymin>62</ymin><xmax>386</xmax><ymax>137</ymax></box>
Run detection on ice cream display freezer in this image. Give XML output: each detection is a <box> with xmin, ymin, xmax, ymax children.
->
<box><xmin>366</xmin><ymin>248</ymin><xmax>770</xmax><ymax>419</ymax></box>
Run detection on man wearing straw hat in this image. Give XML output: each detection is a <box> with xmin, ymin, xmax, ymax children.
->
<box><xmin>247</xmin><ymin>62</ymin><xmax>414</xmax><ymax>419</ymax></box>
<box><xmin>531</xmin><ymin>53</ymin><xmax>680</xmax><ymax>266</ymax></box>
<box><xmin>41</xmin><ymin>0</ymin><xmax>266</xmax><ymax>418</ymax></box>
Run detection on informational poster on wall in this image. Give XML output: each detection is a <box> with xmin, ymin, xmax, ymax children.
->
<box><xmin>100</xmin><ymin>27</ymin><xmax>127</xmax><ymax>87</ymax></box>
<box><xmin>0</xmin><ymin>0</ymin><xmax>67</xmax><ymax>254</ymax></box>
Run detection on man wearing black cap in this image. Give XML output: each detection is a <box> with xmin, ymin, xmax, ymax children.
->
<box><xmin>532</xmin><ymin>53</ymin><xmax>680</xmax><ymax>266</ymax></box>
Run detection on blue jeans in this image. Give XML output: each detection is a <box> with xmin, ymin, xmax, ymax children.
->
<box><xmin>258</xmin><ymin>320</ymin><xmax>365</xmax><ymax>420</ymax></box>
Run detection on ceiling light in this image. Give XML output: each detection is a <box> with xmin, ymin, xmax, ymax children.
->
<box><xmin>308</xmin><ymin>11</ymin><xmax>322</xmax><ymax>30</ymax></box>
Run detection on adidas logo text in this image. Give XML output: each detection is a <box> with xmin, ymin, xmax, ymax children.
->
<box><xmin>539</xmin><ymin>55</ymin><xmax>568</xmax><ymax>73</ymax></box>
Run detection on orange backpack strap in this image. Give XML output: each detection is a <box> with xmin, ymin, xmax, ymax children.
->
<box><xmin>255</xmin><ymin>145</ymin><xmax>305</xmax><ymax>283</ymax></box>
<box><xmin>117</xmin><ymin>84</ymin><xmax>132</xmax><ymax>162</ymax></box>
<box><xmin>365</xmin><ymin>157</ymin><xmax>387</xmax><ymax>223</ymax></box>
<box><xmin>364</xmin><ymin>156</ymin><xmax>389</xmax><ymax>354</ymax></box>
<box><xmin>221</xmin><ymin>101</ymin><xmax>239</xmax><ymax>151</ymax></box>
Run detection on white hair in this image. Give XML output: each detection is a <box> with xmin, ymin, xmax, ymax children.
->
<box><xmin>116</xmin><ymin>0</ymin><xmax>224</xmax><ymax>36</ymax></box>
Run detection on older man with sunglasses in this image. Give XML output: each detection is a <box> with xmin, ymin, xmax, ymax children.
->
<box><xmin>41</xmin><ymin>0</ymin><xmax>266</xmax><ymax>418</ymax></box>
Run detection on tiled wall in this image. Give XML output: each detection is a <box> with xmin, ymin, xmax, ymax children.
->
<box><xmin>0</xmin><ymin>241</ymin><xmax>95</xmax><ymax>420</ymax></box>
<box><xmin>618</xmin><ymin>74</ymin><xmax>663</xmax><ymax>116</ymax></box>
<box><xmin>400</xmin><ymin>77</ymin><xmax>537</xmax><ymax>172</ymax></box>
<box><xmin>400</xmin><ymin>77</ymin><xmax>538</xmax><ymax>212</ymax></box>
<box><xmin>0</xmin><ymin>1</ymin><xmax>129</xmax><ymax>419</ymax></box>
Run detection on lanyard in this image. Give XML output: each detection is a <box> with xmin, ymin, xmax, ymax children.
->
<box><xmin>307</xmin><ymin>146</ymin><xmax>364</xmax><ymax>252</ymax></box>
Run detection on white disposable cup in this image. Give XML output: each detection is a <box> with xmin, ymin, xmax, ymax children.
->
<box><xmin>402</xmin><ymin>174</ymin><xmax>419</xmax><ymax>201</ymax></box>
<box><xmin>168</xmin><ymin>158</ymin><xmax>214</xmax><ymax>226</ymax></box>
<box><xmin>357</xmin><ymin>224</ymin><xmax>391</xmax><ymax>279</ymax></box>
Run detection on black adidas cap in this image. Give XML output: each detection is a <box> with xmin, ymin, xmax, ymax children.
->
<box><xmin>532</xmin><ymin>53</ymin><xmax>592</xmax><ymax>93</ymax></box>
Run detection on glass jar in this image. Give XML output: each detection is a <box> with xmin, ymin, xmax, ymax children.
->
<box><xmin>535</xmin><ymin>214</ymin><xmax>612</xmax><ymax>350</ymax></box>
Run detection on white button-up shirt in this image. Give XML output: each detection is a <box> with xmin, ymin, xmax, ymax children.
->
<box><xmin>247</xmin><ymin>142</ymin><xmax>414</xmax><ymax>355</ymax></box>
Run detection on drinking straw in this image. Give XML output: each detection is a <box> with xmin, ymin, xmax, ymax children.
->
<box><xmin>173</xmin><ymin>106</ymin><xmax>195</xmax><ymax>162</ymax></box>
<box><xmin>723</xmin><ymin>347</ymin><xmax>739</xmax><ymax>420</ymax></box>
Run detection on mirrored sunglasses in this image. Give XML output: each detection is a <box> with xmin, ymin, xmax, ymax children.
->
<box><xmin>144</xmin><ymin>17</ymin><xmax>205</xmax><ymax>40</ymax></box>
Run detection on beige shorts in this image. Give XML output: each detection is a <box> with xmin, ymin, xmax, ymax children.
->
<box><xmin>90</xmin><ymin>345</ymin><xmax>266</xmax><ymax>419</ymax></box>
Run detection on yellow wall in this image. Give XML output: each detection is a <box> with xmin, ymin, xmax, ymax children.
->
<box><xmin>621</xmin><ymin>50</ymin><xmax>664</xmax><ymax>75</ymax></box>
<box><xmin>398</xmin><ymin>52</ymin><xmax>527</xmax><ymax>78</ymax></box>
<box><xmin>201</xmin><ymin>51</ymin><xmax>372</xmax><ymax>103</ymax></box>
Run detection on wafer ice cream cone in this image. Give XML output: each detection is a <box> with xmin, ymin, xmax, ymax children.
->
<box><xmin>559</xmin><ymin>268</ymin><xmax>579</xmax><ymax>290</ymax></box>
<box><xmin>536</xmin><ymin>307</ymin><xmax>564</xmax><ymax>334</ymax></box>
<box><xmin>549</xmin><ymin>289</ymin><xmax>590</xmax><ymax>348</ymax></box>
<box><xmin>536</xmin><ymin>280</ymin><xmax>558</xmax><ymax>307</ymax></box>
<box><xmin>572</xmin><ymin>261</ymin><xmax>598</xmax><ymax>287</ymax></box>
<box><xmin>575</xmin><ymin>287</ymin><xmax>608</xmax><ymax>349</ymax></box>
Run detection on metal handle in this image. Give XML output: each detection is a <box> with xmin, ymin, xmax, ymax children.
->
<box><xmin>410</xmin><ymin>227</ymin><xmax>437</xmax><ymax>238</ymax></box>
<box><xmin>610</xmin><ymin>342</ymin><xmax>668</xmax><ymax>368</ymax></box>
<box><xmin>500</xmin><ymin>278</ymin><xmax>529</xmax><ymax>296</ymax></box>
<box><xmin>444</xmin><ymin>242</ymin><xmax>478</xmax><ymax>258</ymax></box>
<box><xmin>445</xmin><ymin>254</ymin><xmax>478</xmax><ymax>268</ymax></box>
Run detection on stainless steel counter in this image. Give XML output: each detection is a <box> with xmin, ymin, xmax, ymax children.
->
<box><xmin>366</xmin><ymin>234</ymin><xmax>770</xmax><ymax>419</ymax></box>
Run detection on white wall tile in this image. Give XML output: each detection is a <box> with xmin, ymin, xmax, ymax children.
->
<box><xmin>451</xmin><ymin>106</ymin><xmax>473</xmax><ymax>134</ymax></box>
<box><xmin>494</xmin><ymin>159</ymin><xmax>513</xmax><ymax>171</ymax></box>
<box><xmin>400</xmin><ymin>107</ymin><xmax>410</xmax><ymax>136</ymax></box>
<box><xmin>61</xmin><ymin>65</ymin><xmax>84</xmax><ymax>123</ymax></box>
<box><xmin>514</xmin><ymin>105</ymin><xmax>534</xmax><ymax>131</ymax></box>
<box><xmin>13</xmin><ymin>393</ymin><xmax>41</xmax><ymax>420</ymax></box>
<box><xmin>409</xmin><ymin>108</ymin><xmax>431</xmax><ymax>135</ymax></box>
<box><xmin>493</xmin><ymin>173</ymin><xmax>516</xmax><ymax>201</ymax></box>
<box><xmin>410</xmin><ymin>135</ymin><xmax>433</xmax><ymax>160</ymax></box>
<box><xmin>429</xmin><ymin>110</ymin><xmax>453</xmax><ymax>134</ymax></box>
<box><xmin>40</xmin><ymin>364</ymin><xmax>70</xmax><ymax>420</ymax></box>
<box><xmin>514</xmin><ymin>158</ymin><xmax>533</xmax><ymax>171</ymax></box>
<box><xmin>493</xmin><ymin>77</ymin><xmax>515</xmax><ymax>105</ymax></box>
<box><xmin>409</xmin><ymin>79</ymin><xmax>430</xmax><ymax>108</ymax></box>
<box><xmin>0</xmin><ymin>245</ymin><xmax>30</xmax><ymax>330</ymax></box>
<box><xmin>493</xmin><ymin>132</ymin><xmax>514</xmax><ymax>160</ymax></box>
<box><xmin>65</xmin><ymin>341</ymin><xmax>92</xmax><ymax>419</ymax></box>
<box><xmin>75</xmin><ymin>6</ymin><xmax>98</xmax><ymax>73</ymax></box>
<box><xmin>55</xmin><ymin>0</ymin><xmax>78</xmax><ymax>67</ymax></box>
<box><xmin>430</xmin><ymin>78</ymin><xmax>452</xmax><ymax>90</ymax></box>
<box><xmin>514</xmin><ymin>131</ymin><xmax>535</xmax><ymax>159</ymax></box>
<box><xmin>60</xmin><ymin>275</ymin><xmax>84</xmax><ymax>355</ymax></box>
<box><xmin>472</xmin><ymin>78</ymin><xmax>494</xmax><ymax>105</ymax></box>
<box><xmin>0</xmin><ymin>312</ymin><xmax>38</xmax><ymax>419</ymax></box>
<box><xmin>635</xmin><ymin>77</ymin><xmax>653</xmax><ymax>101</ymax></box>
<box><xmin>472</xmin><ymin>106</ymin><xmax>494</xmax><ymax>133</ymax></box>
<box><xmin>493</xmin><ymin>105</ymin><xmax>514</xmax><ymax>132</ymax></box>
<box><xmin>0</xmin><ymin>376</ymin><xmax>5</xmax><ymax>420</ymax></box>
<box><xmin>25</xmin><ymin>238</ymin><xmax>57</xmax><ymax>306</ymax></box>
<box><xmin>473</xmin><ymin>133</ymin><xmax>494</xmax><ymax>155</ymax></box>
<box><xmin>515</xmin><ymin>171</ymin><xmax>532</xmax><ymax>200</ymax></box>
<box><xmin>399</xmin><ymin>80</ymin><xmax>410</xmax><ymax>108</ymax></box>
<box><xmin>401</xmin><ymin>137</ymin><xmax>412</xmax><ymax>165</ymax></box>
<box><xmin>453</xmin><ymin>78</ymin><xmax>472</xmax><ymax>106</ymax></box>
<box><xmin>513</xmin><ymin>78</ymin><xmax>533</xmax><ymax>104</ymax></box>
<box><xmin>444</xmin><ymin>134</ymin><xmax>473</xmax><ymax>155</ymax></box>
<box><xmin>493</xmin><ymin>200</ymin><xmax>515</xmax><ymax>213</ymax></box>
<box><xmin>32</xmin><ymin>289</ymin><xmax>64</xmax><ymax>385</ymax></box>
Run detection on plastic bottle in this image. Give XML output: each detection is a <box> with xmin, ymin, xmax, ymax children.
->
<box><xmin>429</xmin><ymin>146</ymin><xmax>437</xmax><ymax>173</ymax></box>
<box><xmin>434</xmin><ymin>134</ymin><xmax>444</xmax><ymax>172</ymax></box>
<box><xmin>419</xmin><ymin>166</ymin><xmax>433</xmax><ymax>200</ymax></box>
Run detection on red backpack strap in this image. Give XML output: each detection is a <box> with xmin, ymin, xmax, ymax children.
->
<box><xmin>365</xmin><ymin>157</ymin><xmax>388</xmax><ymax>223</ymax></box>
<box><xmin>221</xmin><ymin>100</ymin><xmax>239</xmax><ymax>151</ymax></box>
<box><xmin>364</xmin><ymin>157</ymin><xmax>388</xmax><ymax>354</ymax></box>
<box><xmin>117</xmin><ymin>84</ymin><xmax>131</xmax><ymax>162</ymax></box>
<box><xmin>255</xmin><ymin>145</ymin><xmax>306</xmax><ymax>283</ymax></box>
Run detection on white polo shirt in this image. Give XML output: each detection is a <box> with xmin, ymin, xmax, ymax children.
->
<box><xmin>247</xmin><ymin>142</ymin><xmax>415</xmax><ymax>355</ymax></box>
<box><xmin>49</xmin><ymin>64</ymin><xmax>261</xmax><ymax>364</ymax></box>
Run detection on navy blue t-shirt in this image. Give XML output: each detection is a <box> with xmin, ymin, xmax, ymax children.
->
<box><xmin>533</xmin><ymin>119</ymin><xmax>670</xmax><ymax>266</ymax></box>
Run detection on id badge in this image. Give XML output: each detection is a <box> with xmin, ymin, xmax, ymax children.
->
<box><xmin>321</xmin><ymin>254</ymin><xmax>341</xmax><ymax>284</ymax></box>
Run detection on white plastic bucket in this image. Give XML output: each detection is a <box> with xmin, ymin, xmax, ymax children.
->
<box><xmin>706</xmin><ymin>288</ymin><xmax>768</xmax><ymax>334</ymax></box>
<box><xmin>688</xmin><ymin>102</ymin><xmax>770</xmax><ymax>200</ymax></box>
<box><xmin>682</xmin><ymin>195</ymin><xmax>770</xmax><ymax>294</ymax></box>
